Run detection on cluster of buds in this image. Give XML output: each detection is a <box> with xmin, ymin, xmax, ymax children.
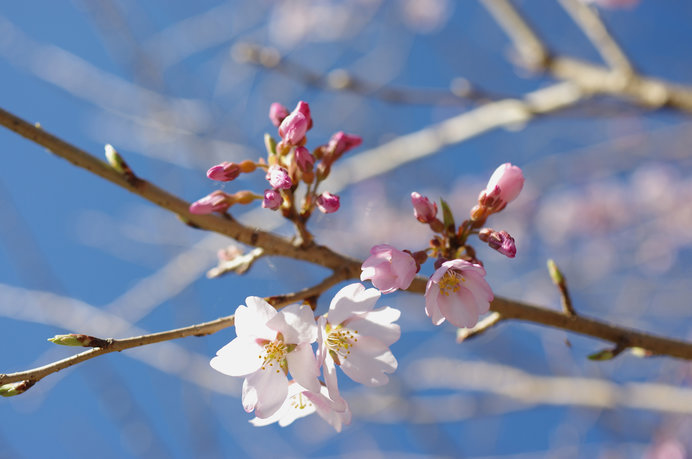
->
<box><xmin>357</xmin><ymin>163</ymin><xmax>523</xmax><ymax>330</ymax></box>
<box><xmin>210</xmin><ymin>283</ymin><xmax>400</xmax><ymax>432</ymax></box>
<box><xmin>188</xmin><ymin>101</ymin><xmax>362</xmax><ymax>229</ymax></box>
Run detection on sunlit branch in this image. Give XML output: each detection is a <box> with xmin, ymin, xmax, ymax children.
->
<box><xmin>557</xmin><ymin>0</ymin><xmax>634</xmax><ymax>74</ymax></box>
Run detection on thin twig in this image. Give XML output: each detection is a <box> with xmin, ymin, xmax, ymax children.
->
<box><xmin>456</xmin><ymin>312</ymin><xmax>503</xmax><ymax>342</ymax></box>
<box><xmin>558</xmin><ymin>0</ymin><xmax>634</xmax><ymax>74</ymax></box>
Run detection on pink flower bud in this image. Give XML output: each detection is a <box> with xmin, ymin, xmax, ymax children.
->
<box><xmin>269</xmin><ymin>103</ymin><xmax>289</xmax><ymax>127</ymax></box>
<box><xmin>294</xmin><ymin>146</ymin><xmax>315</xmax><ymax>172</ymax></box>
<box><xmin>479</xmin><ymin>228</ymin><xmax>516</xmax><ymax>258</ymax></box>
<box><xmin>326</xmin><ymin>131</ymin><xmax>362</xmax><ymax>162</ymax></box>
<box><xmin>189</xmin><ymin>190</ymin><xmax>231</xmax><ymax>214</ymax></box>
<box><xmin>360</xmin><ymin>244</ymin><xmax>417</xmax><ymax>293</ymax></box>
<box><xmin>316</xmin><ymin>192</ymin><xmax>340</xmax><ymax>214</ymax></box>
<box><xmin>481</xmin><ymin>163</ymin><xmax>524</xmax><ymax>211</ymax></box>
<box><xmin>278</xmin><ymin>101</ymin><xmax>312</xmax><ymax>145</ymax></box>
<box><xmin>207</xmin><ymin>162</ymin><xmax>241</xmax><ymax>181</ymax></box>
<box><xmin>266</xmin><ymin>165</ymin><xmax>293</xmax><ymax>190</ymax></box>
<box><xmin>411</xmin><ymin>192</ymin><xmax>438</xmax><ymax>223</ymax></box>
<box><xmin>262</xmin><ymin>189</ymin><xmax>283</xmax><ymax>210</ymax></box>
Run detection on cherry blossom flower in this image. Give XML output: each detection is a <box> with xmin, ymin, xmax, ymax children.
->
<box><xmin>316</xmin><ymin>192</ymin><xmax>340</xmax><ymax>213</ymax></box>
<box><xmin>425</xmin><ymin>259</ymin><xmax>494</xmax><ymax>328</ymax></box>
<box><xmin>317</xmin><ymin>283</ymin><xmax>400</xmax><ymax>405</ymax></box>
<box><xmin>262</xmin><ymin>189</ymin><xmax>282</xmax><ymax>210</ymax></box>
<box><xmin>360</xmin><ymin>244</ymin><xmax>417</xmax><ymax>293</ymax></box>
<box><xmin>189</xmin><ymin>190</ymin><xmax>231</xmax><ymax>214</ymax></box>
<box><xmin>207</xmin><ymin>162</ymin><xmax>240</xmax><ymax>182</ymax></box>
<box><xmin>269</xmin><ymin>102</ymin><xmax>289</xmax><ymax>127</ymax></box>
<box><xmin>266</xmin><ymin>165</ymin><xmax>293</xmax><ymax>190</ymax></box>
<box><xmin>250</xmin><ymin>381</ymin><xmax>351</xmax><ymax>432</ymax></box>
<box><xmin>210</xmin><ymin>297</ymin><xmax>321</xmax><ymax>418</ymax></box>
<box><xmin>411</xmin><ymin>192</ymin><xmax>438</xmax><ymax>223</ymax></box>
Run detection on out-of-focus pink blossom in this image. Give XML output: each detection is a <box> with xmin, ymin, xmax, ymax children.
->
<box><xmin>425</xmin><ymin>259</ymin><xmax>494</xmax><ymax>328</ymax></box>
<box><xmin>207</xmin><ymin>162</ymin><xmax>241</xmax><ymax>182</ymax></box>
<box><xmin>189</xmin><ymin>190</ymin><xmax>231</xmax><ymax>214</ymax></box>
<box><xmin>326</xmin><ymin>131</ymin><xmax>362</xmax><ymax>162</ymax></box>
<box><xmin>249</xmin><ymin>381</ymin><xmax>351</xmax><ymax>432</ymax></box>
<box><xmin>266</xmin><ymin>165</ymin><xmax>293</xmax><ymax>190</ymax></box>
<box><xmin>294</xmin><ymin>146</ymin><xmax>315</xmax><ymax>172</ymax></box>
<box><xmin>210</xmin><ymin>297</ymin><xmax>321</xmax><ymax>418</ymax></box>
<box><xmin>316</xmin><ymin>192</ymin><xmax>340</xmax><ymax>213</ymax></box>
<box><xmin>360</xmin><ymin>244</ymin><xmax>417</xmax><ymax>293</ymax></box>
<box><xmin>269</xmin><ymin>103</ymin><xmax>289</xmax><ymax>127</ymax></box>
<box><xmin>278</xmin><ymin>101</ymin><xmax>311</xmax><ymax>145</ymax></box>
<box><xmin>317</xmin><ymin>283</ymin><xmax>400</xmax><ymax>406</ymax></box>
<box><xmin>411</xmin><ymin>192</ymin><xmax>438</xmax><ymax>223</ymax></box>
<box><xmin>479</xmin><ymin>229</ymin><xmax>517</xmax><ymax>258</ymax></box>
<box><xmin>262</xmin><ymin>189</ymin><xmax>282</xmax><ymax>210</ymax></box>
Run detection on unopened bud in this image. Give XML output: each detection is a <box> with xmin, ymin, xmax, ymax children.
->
<box><xmin>480</xmin><ymin>229</ymin><xmax>516</xmax><ymax>258</ymax></box>
<box><xmin>266</xmin><ymin>165</ymin><xmax>293</xmax><ymax>190</ymax></box>
<box><xmin>0</xmin><ymin>380</ymin><xmax>35</xmax><ymax>397</ymax></box>
<box><xmin>411</xmin><ymin>192</ymin><xmax>438</xmax><ymax>223</ymax></box>
<box><xmin>262</xmin><ymin>189</ymin><xmax>282</xmax><ymax>210</ymax></box>
<box><xmin>264</xmin><ymin>133</ymin><xmax>277</xmax><ymax>156</ymax></box>
<box><xmin>189</xmin><ymin>190</ymin><xmax>232</xmax><ymax>214</ymax></box>
<box><xmin>547</xmin><ymin>259</ymin><xmax>564</xmax><ymax>285</ymax></box>
<box><xmin>105</xmin><ymin>144</ymin><xmax>135</xmax><ymax>179</ymax></box>
<box><xmin>269</xmin><ymin>102</ymin><xmax>289</xmax><ymax>127</ymax></box>
<box><xmin>316</xmin><ymin>192</ymin><xmax>340</xmax><ymax>214</ymax></box>
<box><xmin>207</xmin><ymin>162</ymin><xmax>240</xmax><ymax>181</ymax></box>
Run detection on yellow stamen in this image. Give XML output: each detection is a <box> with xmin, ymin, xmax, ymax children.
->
<box><xmin>439</xmin><ymin>270</ymin><xmax>464</xmax><ymax>296</ymax></box>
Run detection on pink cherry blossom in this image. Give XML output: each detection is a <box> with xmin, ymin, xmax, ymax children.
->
<box><xmin>265</xmin><ymin>165</ymin><xmax>293</xmax><ymax>190</ymax></box>
<box><xmin>210</xmin><ymin>297</ymin><xmax>321</xmax><ymax>418</ymax></box>
<box><xmin>425</xmin><ymin>259</ymin><xmax>494</xmax><ymax>329</ymax></box>
<box><xmin>207</xmin><ymin>162</ymin><xmax>240</xmax><ymax>182</ymax></box>
<box><xmin>189</xmin><ymin>190</ymin><xmax>231</xmax><ymax>214</ymax></box>
<box><xmin>262</xmin><ymin>189</ymin><xmax>282</xmax><ymax>210</ymax></box>
<box><xmin>317</xmin><ymin>283</ymin><xmax>400</xmax><ymax>406</ymax></box>
<box><xmin>269</xmin><ymin>102</ymin><xmax>289</xmax><ymax>127</ymax></box>
<box><xmin>250</xmin><ymin>381</ymin><xmax>351</xmax><ymax>432</ymax></box>
<box><xmin>360</xmin><ymin>244</ymin><xmax>417</xmax><ymax>293</ymax></box>
<box><xmin>411</xmin><ymin>192</ymin><xmax>438</xmax><ymax>223</ymax></box>
<box><xmin>316</xmin><ymin>192</ymin><xmax>340</xmax><ymax>213</ymax></box>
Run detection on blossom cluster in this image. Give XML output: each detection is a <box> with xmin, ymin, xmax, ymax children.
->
<box><xmin>189</xmin><ymin>101</ymin><xmax>362</xmax><ymax>220</ymax></box>
<box><xmin>210</xmin><ymin>283</ymin><xmax>400</xmax><ymax>431</ymax></box>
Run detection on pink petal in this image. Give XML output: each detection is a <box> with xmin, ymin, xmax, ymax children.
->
<box><xmin>322</xmin><ymin>353</ymin><xmax>347</xmax><ymax>412</ymax></box>
<box><xmin>328</xmin><ymin>283</ymin><xmax>380</xmax><ymax>325</ymax></box>
<box><xmin>438</xmin><ymin>288</ymin><xmax>478</xmax><ymax>328</ymax></box>
<box><xmin>424</xmin><ymin>283</ymin><xmax>445</xmax><ymax>325</ymax></box>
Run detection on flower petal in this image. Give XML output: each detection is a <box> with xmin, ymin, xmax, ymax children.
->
<box><xmin>346</xmin><ymin>307</ymin><xmax>401</xmax><ymax>347</ymax></box>
<box><xmin>235</xmin><ymin>297</ymin><xmax>277</xmax><ymax>340</ymax></box>
<box><xmin>329</xmin><ymin>283</ymin><xmax>380</xmax><ymax>325</ymax></box>
<box><xmin>424</xmin><ymin>283</ymin><xmax>445</xmax><ymax>325</ymax></box>
<box><xmin>210</xmin><ymin>337</ymin><xmax>263</xmax><ymax>377</ymax></box>
<box><xmin>322</xmin><ymin>353</ymin><xmax>347</xmax><ymax>412</ymax></box>
<box><xmin>249</xmin><ymin>381</ymin><xmax>314</xmax><ymax>428</ymax></box>
<box><xmin>267</xmin><ymin>304</ymin><xmax>317</xmax><ymax>344</ymax></box>
<box><xmin>286</xmin><ymin>343</ymin><xmax>321</xmax><ymax>393</ymax></box>
<box><xmin>438</xmin><ymin>287</ymin><xmax>478</xmax><ymax>328</ymax></box>
<box><xmin>340</xmin><ymin>335</ymin><xmax>397</xmax><ymax>386</ymax></box>
<box><xmin>244</xmin><ymin>367</ymin><xmax>288</xmax><ymax>418</ymax></box>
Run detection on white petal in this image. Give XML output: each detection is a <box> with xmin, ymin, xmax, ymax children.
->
<box><xmin>346</xmin><ymin>308</ymin><xmax>401</xmax><ymax>347</ymax></box>
<box><xmin>210</xmin><ymin>337</ymin><xmax>264</xmax><ymax>377</ymax></box>
<box><xmin>316</xmin><ymin>316</ymin><xmax>329</xmax><ymax>365</ymax></box>
<box><xmin>244</xmin><ymin>367</ymin><xmax>288</xmax><ymax>418</ymax></box>
<box><xmin>286</xmin><ymin>343</ymin><xmax>320</xmax><ymax>393</ymax></box>
<box><xmin>304</xmin><ymin>389</ymin><xmax>352</xmax><ymax>433</ymax></box>
<box><xmin>322</xmin><ymin>354</ymin><xmax>347</xmax><ymax>412</ymax></box>
<box><xmin>268</xmin><ymin>304</ymin><xmax>317</xmax><ymax>344</ymax></box>
<box><xmin>235</xmin><ymin>297</ymin><xmax>277</xmax><ymax>340</ymax></box>
<box><xmin>249</xmin><ymin>381</ymin><xmax>314</xmax><ymax>427</ymax></box>
<box><xmin>340</xmin><ymin>335</ymin><xmax>397</xmax><ymax>386</ymax></box>
<box><xmin>329</xmin><ymin>283</ymin><xmax>380</xmax><ymax>325</ymax></box>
